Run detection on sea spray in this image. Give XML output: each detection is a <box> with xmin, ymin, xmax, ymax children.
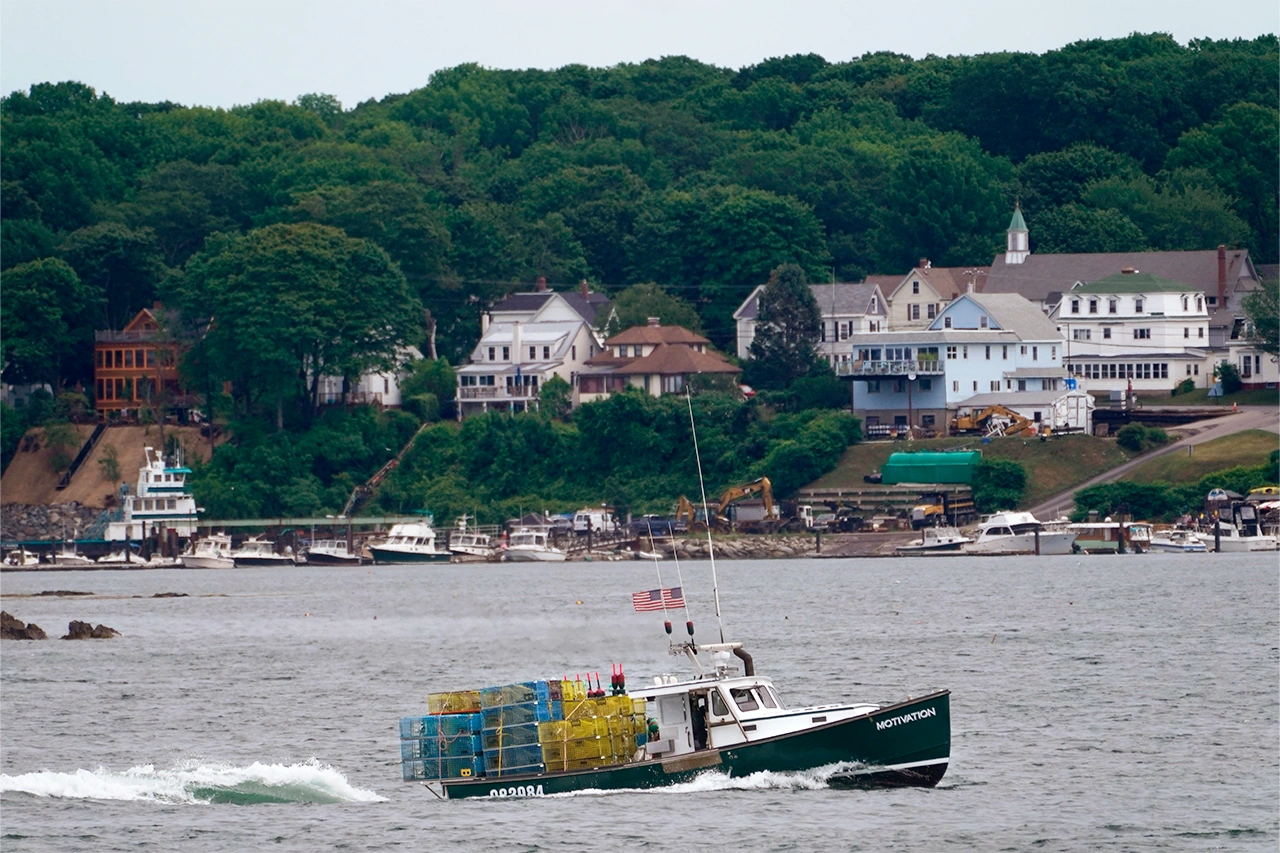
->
<box><xmin>0</xmin><ymin>758</ymin><xmax>386</xmax><ymax>805</ymax></box>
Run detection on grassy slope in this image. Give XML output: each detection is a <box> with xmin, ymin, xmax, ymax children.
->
<box><xmin>1133</xmin><ymin>388</ymin><xmax>1280</xmax><ymax>407</ymax></box>
<box><xmin>808</xmin><ymin>434</ymin><xmax>1133</xmax><ymax>508</ymax></box>
<box><xmin>1121</xmin><ymin>429</ymin><xmax>1278</xmax><ymax>485</ymax></box>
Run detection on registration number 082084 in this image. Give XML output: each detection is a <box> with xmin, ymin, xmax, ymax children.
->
<box><xmin>488</xmin><ymin>784</ymin><xmax>545</xmax><ymax>798</ymax></box>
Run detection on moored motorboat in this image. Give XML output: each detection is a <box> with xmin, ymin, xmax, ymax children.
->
<box><xmin>448</xmin><ymin>516</ymin><xmax>500</xmax><ymax>561</ymax></box>
<box><xmin>1149</xmin><ymin>528</ymin><xmax>1207</xmax><ymax>553</ymax></box>
<box><xmin>963</xmin><ymin>511</ymin><xmax>1076</xmax><ymax>555</ymax></box>
<box><xmin>896</xmin><ymin>526</ymin><xmax>972</xmax><ymax>555</ymax></box>
<box><xmin>501</xmin><ymin>527</ymin><xmax>566</xmax><ymax>562</ymax></box>
<box><xmin>50</xmin><ymin>542</ymin><xmax>96</xmax><ymax>567</ymax></box>
<box><xmin>305</xmin><ymin>539</ymin><xmax>365</xmax><ymax>565</ymax></box>
<box><xmin>1204</xmin><ymin>521</ymin><xmax>1278</xmax><ymax>552</ymax></box>
<box><xmin>231</xmin><ymin>537</ymin><xmax>297</xmax><ymax>567</ymax></box>
<box><xmin>181</xmin><ymin>533</ymin><xmax>235</xmax><ymax>569</ymax></box>
<box><xmin>1068</xmin><ymin>521</ymin><xmax>1153</xmax><ymax>554</ymax></box>
<box><xmin>3</xmin><ymin>548</ymin><xmax>40</xmax><ymax>568</ymax></box>
<box><xmin>369</xmin><ymin>519</ymin><xmax>452</xmax><ymax>564</ymax></box>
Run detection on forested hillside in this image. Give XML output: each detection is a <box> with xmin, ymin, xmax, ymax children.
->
<box><xmin>3</xmin><ymin>33</ymin><xmax>1276</xmax><ymax>517</ymax></box>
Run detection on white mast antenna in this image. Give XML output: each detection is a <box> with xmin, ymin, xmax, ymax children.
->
<box><xmin>686</xmin><ymin>387</ymin><xmax>724</xmax><ymax>643</ymax></box>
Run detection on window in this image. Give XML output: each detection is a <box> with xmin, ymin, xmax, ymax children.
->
<box><xmin>985</xmin><ymin>346</ymin><xmax>991</xmax><ymax>360</ymax></box>
<box><xmin>870</xmin><ymin>297</ymin><xmax>878</xmax><ymax>312</ymax></box>
<box><xmin>946</xmin><ymin>346</ymin><xmax>957</xmax><ymax>359</ymax></box>
<box><xmin>1198</xmin><ymin>328</ymin><xmax>1204</xmax><ymax>338</ymax></box>
<box><xmin>1186</xmin><ymin>365</ymin><xmax>1192</xmax><ymax>376</ymax></box>
<box><xmin>952</xmin><ymin>381</ymin><xmax>959</xmax><ymax>392</ymax></box>
<box><xmin>912</xmin><ymin>281</ymin><xmax>920</xmax><ymax>294</ymax></box>
<box><xmin>1051</xmin><ymin>347</ymin><xmax>1056</xmax><ymax>359</ymax></box>
<box><xmin>1108</xmin><ymin>299</ymin><xmax>1118</xmax><ymax>314</ymax></box>
<box><xmin>146</xmin><ymin>350</ymin><xmax>156</xmax><ymax>367</ymax></box>
<box><xmin>1135</xmin><ymin>298</ymin><xmax>1144</xmax><ymax>313</ymax></box>
<box><xmin>96</xmin><ymin>379</ymin><xmax>105</xmax><ymax>399</ymax></box>
<box><xmin>1194</xmin><ymin>365</ymin><xmax>1199</xmax><ymax>375</ymax></box>
<box><xmin>990</xmin><ymin>380</ymin><xmax>1000</xmax><ymax>391</ymax></box>
<box><xmin>571</xmin><ymin>346</ymin><xmax>577</xmax><ymax>360</ymax></box>
<box><xmin>1133</xmin><ymin>329</ymin><xmax>1151</xmax><ymax>339</ymax></box>
<box><xmin>1002</xmin><ymin>345</ymin><xmax>1008</xmax><ymax>360</ymax></box>
<box><xmin>114</xmin><ymin>350</ymin><xmax>123</xmax><ymax>367</ymax></box>
<box><xmin>1181</xmin><ymin>296</ymin><xmax>1189</xmax><ymax>311</ymax></box>
<box><xmin>819</xmin><ymin>324</ymin><xmax>827</xmax><ymax>343</ymax></box>
<box><xmin>895</xmin><ymin>379</ymin><xmax>906</xmax><ymax>393</ymax></box>
<box><xmin>1017</xmin><ymin>380</ymin><xmax>1027</xmax><ymax>391</ymax></box>
<box><xmin>866</xmin><ymin>380</ymin><xmax>881</xmax><ymax>393</ymax></box>
<box><xmin>502</xmin><ymin>347</ymin><xmax>510</xmax><ymax>360</ymax></box>
<box><xmin>529</xmin><ymin>347</ymin><xmax>537</xmax><ymax>359</ymax></box>
<box><xmin>910</xmin><ymin>304</ymin><xmax>920</xmax><ymax>320</ymax></box>
<box><xmin>973</xmin><ymin>380</ymin><xmax>978</xmax><ymax>391</ymax></box>
<box><xmin>927</xmin><ymin>304</ymin><xmax>937</xmax><ymax>319</ymax></box>
<box><xmin>1184</xmin><ymin>328</ymin><xmax>1189</xmax><ymax>338</ymax></box>
<box><xmin>1032</xmin><ymin>346</ymin><xmax>1038</xmax><ymax>361</ymax></box>
<box><xmin>1103</xmin><ymin>327</ymin><xmax>1112</xmax><ymax>339</ymax></box>
<box><xmin>1070</xmin><ymin>299</ymin><xmax>1080</xmax><ymax>314</ymax></box>
<box><xmin>1196</xmin><ymin>297</ymin><xmax>1203</xmax><ymax>311</ymax></box>
<box><xmin>1073</xmin><ymin>329</ymin><xmax>1091</xmax><ymax>341</ymax></box>
<box><xmin>544</xmin><ymin>346</ymin><xmax>550</xmax><ymax>359</ymax></box>
<box><xmin>920</xmin><ymin>378</ymin><xmax>932</xmax><ymax>391</ymax></box>
<box><xmin>921</xmin><ymin>415</ymin><xmax>935</xmax><ymax>427</ymax></box>
<box><xmin>1207</xmin><ymin>296</ymin><xmax>1217</xmax><ymax>306</ymax></box>
<box><xmin>1088</xmin><ymin>299</ymin><xmax>1098</xmax><ymax>314</ymax></box>
<box><xmin>135</xmin><ymin>349</ymin><xmax>143</xmax><ymax>367</ymax></box>
<box><xmin>979</xmin><ymin>315</ymin><xmax>989</xmax><ymax>329</ymax></box>
<box><xmin>96</xmin><ymin>351</ymin><xmax>103</xmax><ymax>368</ymax></box>
<box><xmin>124</xmin><ymin>350</ymin><xmax>134</xmax><ymax>368</ymax></box>
<box><xmin>488</xmin><ymin>347</ymin><xmax>495</xmax><ymax>361</ymax></box>
<box><xmin>840</xmin><ymin>323</ymin><xmax>850</xmax><ymax>340</ymax></box>
<box><xmin>944</xmin><ymin>317</ymin><xmax>953</xmax><ymax>328</ymax></box>
<box><xmin>962</xmin><ymin>346</ymin><xmax>968</xmax><ymax>359</ymax></box>
<box><xmin>1020</xmin><ymin>345</ymin><xmax>1028</xmax><ymax>356</ymax></box>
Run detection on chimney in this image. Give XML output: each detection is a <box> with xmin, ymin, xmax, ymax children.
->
<box><xmin>513</xmin><ymin>321</ymin><xmax>521</xmax><ymax>365</ymax></box>
<box><xmin>537</xmin><ymin>276</ymin><xmax>547</xmax><ymax>292</ymax></box>
<box><xmin>919</xmin><ymin>258</ymin><xmax>930</xmax><ymax>270</ymax></box>
<box><xmin>481</xmin><ymin>312</ymin><xmax>491</xmax><ymax>333</ymax></box>
<box><xmin>580</xmin><ymin>279</ymin><xmax>589</xmax><ymax>299</ymax></box>
<box><xmin>647</xmin><ymin>317</ymin><xmax>660</xmax><ymax>327</ymax></box>
<box><xmin>1217</xmin><ymin>245</ymin><xmax>1227</xmax><ymax>307</ymax></box>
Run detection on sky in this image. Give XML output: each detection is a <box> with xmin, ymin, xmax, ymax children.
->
<box><xmin>2</xmin><ymin>0</ymin><xmax>1277</xmax><ymax>109</ymax></box>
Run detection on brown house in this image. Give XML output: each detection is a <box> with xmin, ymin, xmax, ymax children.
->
<box><xmin>575</xmin><ymin>318</ymin><xmax>740</xmax><ymax>404</ymax></box>
<box><xmin>93</xmin><ymin>307</ymin><xmax>192</xmax><ymax>419</ymax></box>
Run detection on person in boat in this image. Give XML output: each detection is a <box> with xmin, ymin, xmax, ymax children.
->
<box><xmin>691</xmin><ymin>693</ymin><xmax>709</xmax><ymax>751</ymax></box>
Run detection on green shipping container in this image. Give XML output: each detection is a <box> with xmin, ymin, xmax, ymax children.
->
<box><xmin>881</xmin><ymin>451</ymin><xmax>980</xmax><ymax>485</ymax></box>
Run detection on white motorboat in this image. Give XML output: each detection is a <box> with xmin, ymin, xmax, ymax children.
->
<box><xmin>231</xmin><ymin>537</ymin><xmax>297</xmax><ymax>567</ymax></box>
<box><xmin>502</xmin><ymin>527</ymin><xmax>566</xmax><ymax>562</ymax></box>
<box><xmin>447</xmin><ymin>516</ymin><xmax>500</xmax><ymax>561</ymax></box>
<box><xmin>305</xmin><ymin>539</ymin><xmax>364</xmax><ymax>565</ymax></box>
<box><xmin>964</xmin><ymin>512</ymin><xmax>1077</xmax><ymax>555</ymax></box>
<box><xmin>368</xmin><ymin>519</ymin><xmax>452</xmax><ymax>564</ymax></box>
<box><xmin>1204</xmin><ymin>521</ymin><xmax>1278</xmax><ymax>552</ymax></box>
<box><xmin>50</xmin><ymin>542</ymin><xmax>96</xmax><ymax>566</ymax></box>
<box><xmin>1149</xmin><ymin>528</ymin><xmax>1207</xmax><ymax>553</ymax></box>
<box><xmin>3</xmin><ymin>548</ymin><xmax>40</xmax><ymax>567</ymax></box>
<box><xmin>181</xmin><ymin>533</ymin><xmax>235</xmax><ymax>569</ymax></box>
<box><xmin>1067</xmin><ymin>521</ymin><xmax>1153</xmax><ymax>554</ymax></box>
<box><xmin>896</xmin><ymin>526</ymin><xmax>972</xmax><ymax>554</ymax></box>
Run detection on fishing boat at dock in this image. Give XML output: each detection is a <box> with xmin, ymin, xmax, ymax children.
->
<box><xmin>181</xmin><ymin>533</ymin><xmax>235</xmax><ymax>569</ymax></box>
<box><xmin>501</xmin><ymin>527</ymin><xmax>566</xmax><ymax>562</ymax></box>
<box><xmin>448</xmin><ymin>516</ymin><xmax>501</xmax><ymax>561</ymax></box>
<box><xmin>368</xmin><ymin>517</ymin><xmax>452</xmax><ymax>564</ymax></box>
<box><xmin>231</xmin><ymin>537</ymin><xmax>297</xmax><ymax>567</ymax></box>
<box><xmin>963</xmin><ymin>511</ymin><xmax>1076</xmax><ymax>555</ymax></box>
<box><xmin>895</xmin><ymin>526</ymin><xmax>972</xmax><ymax>555</ymax></box>
<box><xmin>304</xmin><ymin>539</ymin><xmax>365</xmax><ymax>565</ymax></box>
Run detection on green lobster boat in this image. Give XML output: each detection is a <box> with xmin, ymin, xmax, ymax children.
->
<box><xmin>428</xmin><ymin>641</ymin><xmax>950</xmax><ymax>799</ymax></box>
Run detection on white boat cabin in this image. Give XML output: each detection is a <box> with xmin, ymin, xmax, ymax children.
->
<box><xmin>630</xmin><ymin>643</ymin><xmax>879</xmax><ymax>758</ymax></box>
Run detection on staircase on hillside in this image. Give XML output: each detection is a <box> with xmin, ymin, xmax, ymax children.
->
<box><xmin>56</xmin><ymin>423</ymin><xmax>107</xmax><ymax>491</ymax></box>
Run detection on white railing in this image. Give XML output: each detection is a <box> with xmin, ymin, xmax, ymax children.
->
<box><xmin>836</xmin><ymin>360</ymin><xmax>945</xmax><ymax>377</ymax></box>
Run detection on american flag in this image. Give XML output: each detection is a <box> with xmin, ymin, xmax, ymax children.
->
<box><xmin>632</xmin><ymin>587</ymin><xmax>684</xmax><ymax>612</ymax></box>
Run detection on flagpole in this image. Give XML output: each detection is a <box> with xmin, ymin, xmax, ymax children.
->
<box><xmin>686</xmin><ymin>387</ymin><xmax>724</xmax><ymax>643</ymax></box>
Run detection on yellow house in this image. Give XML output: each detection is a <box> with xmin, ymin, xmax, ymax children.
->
<box><xmin>884</xmin><ymin>262</ymin><xmax>987</xmax><ymax>330</ymax></box>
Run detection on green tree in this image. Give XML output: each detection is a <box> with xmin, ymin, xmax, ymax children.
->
<box><xmin>1083</xmin><ymin>172</ymin><xmax>1251</xmax><ymax>251</ymax></box>
<box><xmin>59</xmin><ymin>222</ymin><xmax>169</xmax><ymax>330</ymax></box>
<box><xmin>609</xmin><ymin>282</ymin><xmax>702</xmax><ymax>334</ymax></box>
<box><xmin>0</xmin><ymin>258</ymin><xmax>92</xmax><ymax>389</ymax></box>
<box><xmin>399</xmin><ymin>358</ymin><xmax>457</xmax><ymax>421</ymax></box>
<box><xmin>539</xmin><ymin>375</ymin><xmax>573</xmax><ymax>418</ymax></box>
<box><xmin>1215</xmin><ymin>361</ymin><xmax>1243</xmax><ymax>394</ymax></box>
<box><xmin>1032</xmin><ymin>204</ymin><xmax>1147</xmax><ymax>253</ymax></box>
<box><xmin>743</xmin><ymin>264</ymin><xmax>822</xmax><ymax>390</ymax></box>
<box><xmin>972</xmin><ymin>458</ymin><xmax>1027</xmax><ymax>512</ymax></box>
<box><xmin>1242</xmin><ymin>278</ymin><xmax>1279</xmax><ymax>356</ymax></box>
<box><xmin>175</xmin><ymin>223</ymin><xmax>420</xmax><ymax>425</ymax></box>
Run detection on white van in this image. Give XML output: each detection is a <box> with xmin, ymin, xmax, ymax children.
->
<box><xmin>573</xmin><ymin>509</ymin><xmax>618</xmax><ymax>535</ymax></box>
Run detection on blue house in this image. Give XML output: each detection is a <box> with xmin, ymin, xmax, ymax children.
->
<box><xmin>837</xmin><ymin>293</ymin><xmax>1067</xmax><ymax>436</ymax></box>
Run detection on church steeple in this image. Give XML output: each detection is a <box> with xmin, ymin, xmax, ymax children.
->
<box><xmin>1005</xmin><ymin>202</ymin><xmax>1029</xmax><ymax>265</ymax></box>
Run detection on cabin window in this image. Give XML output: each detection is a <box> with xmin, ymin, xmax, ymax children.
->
<box><xmin>711</xmin><ymin>689</ymin><xmax>729</xmax><ymax>717</ymax></box>
<box><xmin>730</xmin><ymin>688</ymin><xmax>760</xmax><ymax>712</ymax></box>
<box><xmin>758</xmin><ymin>687</ymin><xmax>778</xmax><ymax>709</ymax></box>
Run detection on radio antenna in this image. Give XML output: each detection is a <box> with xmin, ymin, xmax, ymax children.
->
<box><xmin>686</xmin><ymin>387</ymin><xmax>724</xmax><ymax>643</ymax></box>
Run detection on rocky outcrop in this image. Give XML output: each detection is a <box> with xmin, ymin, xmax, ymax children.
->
<box><xmin>0</xmin><ymin>503</ymin><xmax>103</xmax><ymax>542</ymax></box>
<box><xmin>1</xmin><ymin>611</ymin><xmax>48</xmax><ymax>640</ymax></box>
<box><xmin>62</xmin><ymin>620</ymin><xmax>120</xmax><ymax>639</ymax></box>
<box><xmin>665</xmin><ymin>534</ymin><xmax>818</xmax><ymax>560</ymax></box>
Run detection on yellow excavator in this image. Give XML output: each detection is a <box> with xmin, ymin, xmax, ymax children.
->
<box><xmin>676</xmin><ymin>477</ymin><xmax>778</xmax><ymax>531</ymax></box>
<box><xmin>951</xmin><ymin>404</ymin><xmax>1039</xmax><ymax>438</ymax></box>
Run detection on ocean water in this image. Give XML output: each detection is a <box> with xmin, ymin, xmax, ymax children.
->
<box><xmin>1</xmin><ymin>553</ymin><xmax>1276</xmax><ymax>851</ymax></box>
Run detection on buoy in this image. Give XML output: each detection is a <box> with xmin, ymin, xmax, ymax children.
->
<box><xmin>1232</xmin><ymin>402</ymin><xmax>1238</xmax><ymax>411</ymax></box>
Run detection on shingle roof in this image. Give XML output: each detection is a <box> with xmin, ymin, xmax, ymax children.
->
<box><xmin>959</xmin><ymin>390</ymin><xmax>1085</xmax><ymax>409</ymax></box>
<box><xmin>604</xmin><ymin>323</ymin><xmax>709</xmax><ymax>346</ymax></box>
<box><xmin>1072</xmin><ymin>272</ymin><xmax>1200</xmax><ymax>294</ymax></box>
<box><xmin>984</xmin><ymin>249</ymin><xmax>1257</xmax><ymax>310</ymax></box>
<box><xmin>562</xmin><ymin>291</ymin><xmax>612</xmax><ymax>326</ymax></box>
<box><xmin>617</xmin><ymin>344</ymin><xmax>740</xmax><ymax>376</ymax></box>
<box><xmin>888</xmin><ymin>266</ymin><xmax>989</xmax><ymax>301</ymax></box>
<box><xmin>492</xmin><ymin>293</ymin><xmax>555</xmax><ymax>314</ymax></box>
<box><xmin>735</xmin><ymin>282</ymin><xmax>885</xmax><ymax>321</ymax></box>
<box><xmin>961</xmin><ymin>293</ymin><xmax>1062</xmax><ymax>340</ymax></box>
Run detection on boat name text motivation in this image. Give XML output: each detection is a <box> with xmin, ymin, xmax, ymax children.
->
<box><xmin>875</xmin><ymin>707</ymin><xmax>937</xmax><ymax>731</ymax></box>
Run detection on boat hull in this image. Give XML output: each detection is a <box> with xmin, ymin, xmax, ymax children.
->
<box><xmin>437</xmin><ymin>690</ymin><xmax>950</xmax><ymax>799</ymax></box>
<box><xmin>368</xmin><ymin>547</ymin><xmax>452</xmax><ymax>564</ymax></box>
<box><xmin>502</xmin><ymin>549</ymin><xmax>566</xmax><ymax>562</ymax></box>
<box><xmin>1149</xmin><ymin>541</ymin><xmax>1206</xmax><ymax>553</ymax></box>
<box><xmin>232</xmin><ymin>556</ymin><xmax>296</xmax><ymax>567</ymax></box>
<box><xmin>181</xmin><ymin>556</ymin><xmax>236</xmax><ymax>569</ymax></box>
<box><xmin>305</xmin><ymin>552</ymin><xmax>365</xmax><ymax>565</ymax></box>
<box><xmin>964</xmin><ymin>531</ymin><xmax>1076</xmax><ymax>555</ymax></box>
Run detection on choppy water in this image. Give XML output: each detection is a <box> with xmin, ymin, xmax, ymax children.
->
<box><xmin>1</xmin><ymin>553</ymin><xmax>1276</xmax><ymax>851</ymax></box>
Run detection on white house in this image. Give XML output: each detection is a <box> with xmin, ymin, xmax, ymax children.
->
<box><xmin>316</xmin><ymin>346</ymin><xmax>423</xmax><ymax>407</ymax></box>
<box><xmin>1049</xmin><ymin>271</ymin><xmax>1214</xmax><ymax>392</ymax></box>
<box><xmin>837</xmin><ymin>292</ymin><xmax>1067</xmax><ymax>435</ymax></box>
<box><xmin>733</xmin><ymin>281</ymin><xmax>888</xmax><ymax>362</ymax></box>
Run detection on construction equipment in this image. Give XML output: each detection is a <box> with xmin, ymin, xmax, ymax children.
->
<box><xmin>951</xmin><ymin>405</ymin><xmax>1037</xmax><ymax>438</ymax></box>
<box><xmin>910</xmin><ymin>491</ymin><xmax>977</xmax><ymax>529</ymax></box>
<box><xmin>676</xmin><ymin>478</ymin><xmax>815</xmax><ymax>533</ymax></box>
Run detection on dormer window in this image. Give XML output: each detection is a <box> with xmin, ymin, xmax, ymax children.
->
<box><xmin>1134</xmin><ymin>298</ymin><xmax>1144</xmax><ymax>314</ymax></box>
<box><xmin>1088</xmin><ymin>299</ymin><xmax>1098</xmax><ymax>314</ymax></box>
<box><xmin>1108</xmin><ymin>299</ymin><xmax>1117</xmax><ymax>314</ymax></box>
<box><xmin>1181</xmin><ymin>296</ymin><xmax>1189</xmax><ymax>311</ymax></box>
<box><xmin>1070</xmin><ymin>299</ymin><xmax>1080</xmax><ymax>314</ymax></box>
<box><xmin>1196</xmin><ymin>296</ymin><xmax>1203</xmax><ymax>311</ymax></box>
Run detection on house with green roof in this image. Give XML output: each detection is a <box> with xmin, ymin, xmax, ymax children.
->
<box><xmin>1048</xmin><ymin>270</ymin><xmax>1213</xmax><ymax>392</ymax></box>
